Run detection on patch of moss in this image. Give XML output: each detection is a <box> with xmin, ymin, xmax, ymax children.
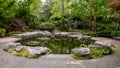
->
<box><xmin>0</xmin><ymin>28</ymin><xmax>6</xmax><ymax>37</ymax></box>
<box><xmin>71</xmin><ymin>54</ymin><xmax>85</xmax><ymax>60</ymax></box>
<box><xmin>111</xmin><ymin>44</ymin><xmax>117</xmax><ymax>53</ymax></box>
<box><xmin>71</xmin><ymin>54</ymin><xmax>92</xmax><ymax>60</ymax></box>
<box><xmin>6</xmin><ymin>48</ymin><xmax>40</xmax><ymax>58</ymax></box>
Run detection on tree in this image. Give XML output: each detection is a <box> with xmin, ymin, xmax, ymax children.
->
<box><xmin>70</xmin><ymin>0</ymin><xmax>111</xmax><ymax>31</ymax></box>
<box><xmin>15</xmin><ymin>0</ymin><xmax>42</xmax><ymax>28</ymax></box>
<box><xmin>50</xmin><ymin>0</ymin><xmax>70</xmax><ymax>20</ymax></box>
<box><xmin>40</xmin><ymin>0</ymin><xmax>52</xmax><ymax>21</ymax></box>
<box><xmin>0</xmin><ymin>0</ymin><xmax>17</xmax><ymax>27</ymax></box>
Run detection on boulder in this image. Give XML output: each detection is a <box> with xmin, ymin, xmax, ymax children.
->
<box><xmin>67</xmin><ymin>35</ymin><xmax>83</xmax><ymax>39</ymax></box>
<box><xmin>54</xmin><ymin>32</ymin><xmax>71</xmax><ymax>38</ymax></box>
<box><xmin>83</xmin><ymin>36</ymin><xmax>92</xmax><ymax>40</ymax></box>
<box><xmin>89</xmin><ymin>41</ymin><xmax>113</xmax><ymax>54</ymax></box>
<box><xmin>15</xmin><ymin>46</ymin><xmax>26</xmax><ymax>52</ymax></box>
<box><xmin>4</xmin><ymin>42</ymin><xmax>51</xmax><ymax>56</ymax></box>
<box><xmin>23</xmin><ymin>47</ymin><xmax>51</xmax><ymax>55</ymax></box>
<box><xmin>94</xmin><ymin>41</ymin><xmax>112</xmax><ymax>47</ymax></box>
<box><xmin>54</xmin><ymin>32</ymin><xmax>83</xmax><ymax>38</ymax></box>
<box><xmin>12</xmin><ymin>31</ymin><xmax>52</xmax><ymax>39</ymax></box>
<box><xmin>71</xmin><ymin>47</ymin><xmax>92</xmax><ymax>57</ymax></box>
<box><xmin>33</xmin><ymin>47</ymin><xmax>51</xmax><ymax>55</ymax></box>
<box><xmin>4</xmin><ymin>43</ymin><xmax>22</xmax><ymax>51</ymax></box>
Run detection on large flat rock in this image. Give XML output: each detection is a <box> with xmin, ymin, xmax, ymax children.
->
<box><xmin>0</xmin><ymin>37</ymin><xmax>21</xmax><ymax>43</ymax></box>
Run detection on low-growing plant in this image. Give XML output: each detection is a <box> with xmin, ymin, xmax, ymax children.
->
<box><xmin>90</xmin><ymin>47</ymin><xmax>110</xmax><ymax>57</ymax></box>
<box><xmin>6</xmin><ymin>47</ymin><xmax>39</xmax><ymax>58</ymax></box>
<box><xmin>80</xmin><ymin>44</ymin><xmax>87</xmax><ymax>47</ymax></box>
<box><xmin>7</xmin><ymin>31</ymin><xmax>22</xmax><ymax>36</ymax></box>
<box><xmin>111</xmin><ymin>44</ymin><xmax>117</xmax><ymax>53</ymax></box>
<box><xmin>0</xmin><ymin>28</ymin><xmax>6</xmax><ymax>37</ymax></box>
<box><xmin>71</xmin><ymin>54</ymin><xmax>92</xmax><ymax>60</ymax></box>
<box><xmin>21</xmin><ymin>41</ymin><xmax>40</xmax><ymax>46</ymax></box>
<box><xmin>80</xmin><ymin>30</ymin><xmax>99</xmax><ymax>36</ymax></box>
<box><xmin>71</xmin><ymin>54</ymin><xmax>85</xmax><ymax>60</ymax></box>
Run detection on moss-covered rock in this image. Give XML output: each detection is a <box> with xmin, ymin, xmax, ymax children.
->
<box><xmin>71</xmin><ymin>47</ymin><xmax>93</xmax><ymax>59</ymax></box>
<box><xmin>4</xmin><ymin>43</ymin><xmax>51</xmax><ymax>58</ymax></box>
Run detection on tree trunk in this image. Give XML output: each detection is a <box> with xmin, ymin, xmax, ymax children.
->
<box><xmin>92</xmin><ymin>5</ymin><xmax>97</xmax><ymax>32</ymax></box>
<box><xmin>61</xmin><ymin>0</ymin><xmax>65</xmax><ymax>14</ymax></box>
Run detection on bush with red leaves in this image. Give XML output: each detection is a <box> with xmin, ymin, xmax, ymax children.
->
<box><xmin>7</xmin><ymin>18</ymin><xmax>27</xmax><ymax>32</ymax></box>
<box><xmin>108</xmin><ymin>0</ymin><xmax>120</xmax><ymax>10</ymax></box>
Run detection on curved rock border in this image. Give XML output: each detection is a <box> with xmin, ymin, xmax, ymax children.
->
<box><xmin>3</xmin><ymin>30</ymin><xmax>116</xmax><ymax>59</ymax></box>
<box><xmin>4</xmin><ymin>31</ymin><xmax>53</xmax><ymax>58</ymax></box>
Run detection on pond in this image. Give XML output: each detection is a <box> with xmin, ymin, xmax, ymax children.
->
<box><xmin>19</xmin><ymin>36</ymin><xmax>93</xmax><ymax>54</ymax></box>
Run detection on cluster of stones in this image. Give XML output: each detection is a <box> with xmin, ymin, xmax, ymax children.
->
<box><xmin>4</xmin><ymin>30</ymin><xmax>115</xmax><ymax>58</ymax></box>
<box><xmin>71</xmin><ymin>38</ymin><xmax>114</xmax><ymax>59</ymax></box>
<box><xmin>4</xmin><ymin>31</ymin><xmax>53</xmax><ymax>58</ymax></box>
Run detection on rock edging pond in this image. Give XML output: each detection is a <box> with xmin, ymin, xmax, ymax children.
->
<box><xmin>3</xmin><ymin>30</ymin><xmax>117</xmax><ymax>59</ymax></box>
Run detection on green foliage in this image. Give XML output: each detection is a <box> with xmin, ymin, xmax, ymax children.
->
<box><xmin>22</xmin><ymin>41</ymin><xmax>40</xmax><ymax>46</ymax></box>
<box><xmin>7</xmin><ymin>48</ymin><xmax>39</xmax><ymax>58</ymax></box>
<box><xmin>0</xmin><ymin>0</ymin><xmax>42</xmax><ymax>29</ymax></box>
<box><xmin>0</xmin><ymin>0</ymin><xmax>119</xmax><ymax>34</ymax></box>
<box><xmin>7</xmin><ymin>31</ymin><xmax>22</xmax><ymax>36</ymax></box>
<box><xmin>80</xmin><ymin>30</ymin><xmax>99</xmax><ymax>36</ymax></box>
<box><xmin>70</xmin><ymin>0</ymin><xmax>115</xmax><ymax>31</ymax></box>
<box><xmin>0</xmin><ymin>0</ymin><xmax>17</xmax><ymax>27</ymax></box>
<box><xmin>80</xmin><ymin>44</ymin><xmax>87</xmax><ymax>47</ymax></box>
<box><xmin>71</xmin><ymin>53</ymin><xmax>92</xmax><ymax>60</ymax></box>
<box><xmin>0</xmin><ymin>0</ymin><xmax>17</xmax><ymax>19</ymax></box>
<box><xmin>71</xmin><ymin>54</ymin><xmax>85</xmax><ymax>60</ymax></box>
<box><xmin>14</xmin><ymin>0</ymin><xmax>42</xmax><ymax>29</ymax></box>
<box><xmin>56</xmin><ymin>17</ymin><xmax>73</xmax><ymax>30</ymax></box>
<box><xmin>111</xmin><ymin>44</ymin><xmax>117</xmax><ymax>53</ymax></box>
<box><xmin>96</xmin><ymin>22</ymin><xmax>120</xmax><ymax>36</ymax></box>
<box><xmin>90</xmin><ymin>47</ymin><xmax>110</xmax><ymax>57</ymax></box>
<box><xmin>0</xmin><ymin>28</ymin><xmax>6</xmax><ymax>37</ymax></box>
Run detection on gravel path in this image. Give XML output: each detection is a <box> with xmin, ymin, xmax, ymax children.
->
<box><xmin>0</xmin><ymin>37</ymin><xmax>120</xmax><ymax>68</ymax></box>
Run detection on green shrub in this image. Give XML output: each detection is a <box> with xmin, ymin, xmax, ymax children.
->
<box><xmin>0</xmin><ymin>28</ymin><xmax>6</xmax><ymax>37</ymax></box>
<box><xmin>112</xmin><ymin>31</ymin><xmax>120</xmax><ymax>37</ymax></box>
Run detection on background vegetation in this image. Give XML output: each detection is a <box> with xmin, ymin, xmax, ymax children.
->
<box><xmin>0</xmin><ymin>0</ymin><xmax>120</xmax><ymax>37</ymax></box>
